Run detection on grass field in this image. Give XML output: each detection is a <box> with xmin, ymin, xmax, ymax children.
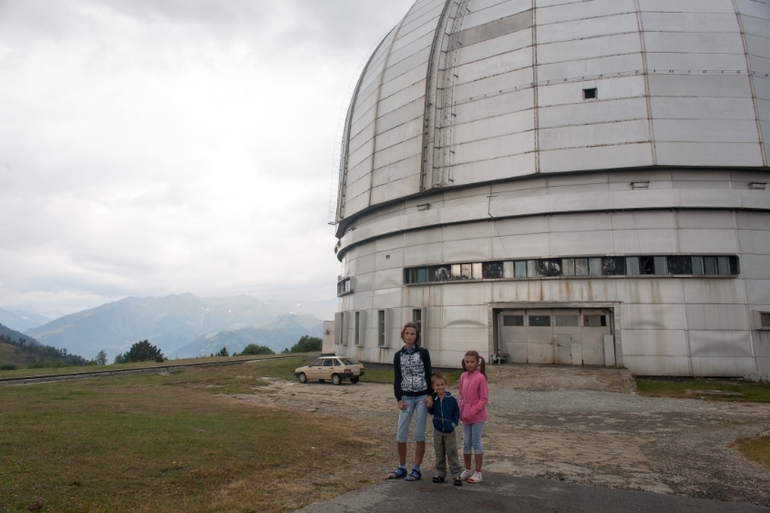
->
<box><xmin>0</xmin><ymin>356</ymin><xmax>386</xmax><ymax>513</ymax></box>
<box><xmin>635</xmin><ymin>377</ymin><xmax>770</xmax><ymax>403</ymax></box>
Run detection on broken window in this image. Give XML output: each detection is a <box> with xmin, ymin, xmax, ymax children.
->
<box><xmin>667</xmin><ymin>256</ymin><xmax>692</xmax><ymax>275</ymax></box>
<box><xmin>602</xmin><ymin>257</ymin><xmax>625</xmax><ymax>276</ymax></box>
<box><xmin>433</xmin><ymin>266</ymin><xmax>452</xmax><ymax>282</ymax></box>
<box><xmin>483</xmin><ymin>262</ymin><xmax>504</xmax><ymax>279</ymax></box>
<box><xmin>537</xmin><ymin>259</ymin><xmax>562</xmax><ymax>277</ymax></box>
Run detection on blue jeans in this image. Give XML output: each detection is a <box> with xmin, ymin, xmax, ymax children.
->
<box><xmin>396</xmin><ymin>395</ymin><xmax>428</xmax><ymax>443</ymax></box>
<box><xmin>462</xmin><ymin>422</ymin><xmax>484</xmax><ymax>454</ymax></box>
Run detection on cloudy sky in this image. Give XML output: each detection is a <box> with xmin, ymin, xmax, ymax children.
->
<box><xmin>0</xmin><ymin>0</ymin><xmax>415</xmax><ymax>317</ymax></box>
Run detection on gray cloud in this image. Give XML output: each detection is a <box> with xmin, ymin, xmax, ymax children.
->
<box><xmin>0</xmin><ymin>0</ymin><xmax>415</xmax><ymax>314</ymax></box>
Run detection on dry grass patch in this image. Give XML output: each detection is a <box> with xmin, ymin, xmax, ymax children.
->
<box><xmin>731</xmin><ymin>431</ymin><xmax>770</xmax><ymax>470</ymax></box>
<box><xmin>0</xmin><ymin>359</ymin><xmax>386</xmax><ymax>513</ymax></box>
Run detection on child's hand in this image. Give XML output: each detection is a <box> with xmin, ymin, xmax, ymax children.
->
<box><xmin>425</xmin><ymin>396</ymin><xmax>433</xmax><ymax>408</ymax></box>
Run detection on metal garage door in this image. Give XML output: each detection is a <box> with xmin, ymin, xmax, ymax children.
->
<box><xmin>498</xmin><ymin>308</ymin><xmax>613</xmax><ymax>366</ymax></box>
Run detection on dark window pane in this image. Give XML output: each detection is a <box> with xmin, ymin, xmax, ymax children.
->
<box><xmin>503</xmin><ymin>315</ymin><xmax>524</xmax><ymax>326</ymax></box>
<box><xmin>640</xmin><ymin>256</ymin><xmax>656</xmax><ymax>275</ymax></box>
<box><xmin>556</xmin><ymin>315</ymin><xmax>579</xmax><ymax>326</ymax></box>
<box><xmin>654</xmin><ymin>256</ymin><xmax>667</xmax><ymax>275</ymax></box>
<box><xmin>762</xmin><ymin>313</ymin><xmax>770</xmax><ymax>327</ymax></box>
<box><xmin>704</xmin><ymin>256</ymin><xmax>717</xmax><ymax>275</ymax></box>
<box><xmin>729</xmin><ymin>256</ymin><xmax>739</xmax><ymax>275</ymax></box>
<box><xmin>483</xmin><ymin>262</ymin><xmax>504</xmax><ymax>279</ymax></box>
<box><xmin>667</xmin><ymin>256</ymin><xmax>692</xmax><ymax>275</ymax></box>
<box><xmin>717</xmin><ymin>256</ymin><xmax>729</xmax><ymax>275</ymax></box>
<box><xmin>529</xmin><ymin>315</ymin><xmax>551</xmax><ymax>327</ymax></box>
<box><xmin>602</xmin><ymin>257</ymin><xmax>625</xmax><ymax>275</ymax></box>
<box><xmin>583</xmin><ymin>315</ymin><xmax>607</xmax><ymax>327</ymax></box>
<box><xmin>537</xmin><ymin>259</ymin><xmax>562</xmax><ymax>277</ymax></box>
<box><xmin>692</xmin><ymin>256</ymin><xmax>704</xmax><ymax>275</ymax></box>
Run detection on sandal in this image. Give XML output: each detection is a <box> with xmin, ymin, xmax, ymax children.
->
<box><xmin>432</xmin><ymin>475</ymin><xmax>445</xmax><ymax>483</ymax></box>
<box><xmin>387</xmin><ymin>467</ymin><xmax>407</xmax><ymax>479</ymax></box>
<box><xmin>453</xmin><ymin>477</ymin><xmax>463</xmax><ymax>486</ymax></box>
<box><xmin>404</xmin><ymin>468</ymin><xmax>421</xmax><ymax>481</ymax></box>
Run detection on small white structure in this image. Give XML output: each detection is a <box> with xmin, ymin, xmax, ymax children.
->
<box><xmin>332</xmin><ymin>0</ymin><xmax>770</xmax><ymax>376</ymax></box>
<box><xmin>322</xmin><ymin>321</ymin><xmax>335</xmax><ymax>355</ymax></box>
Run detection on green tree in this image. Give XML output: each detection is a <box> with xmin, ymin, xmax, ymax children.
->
<box><xmin>215</xmin><ymin>347</ymin><xmax>229</xmax><ymax>357</ymax></box>
<box><xmin>290</xmin><ymin>335</ymin><xmax>322</xmax><ymax>353</ymax></box>
<box><xmin>95</xmin><ymin>350</ymin><xmax>108</xmax><ymax>366</ymax></box>
<box><xmin>241</xmin><ymin>344</ymin><xmax>274</xmax><ymax>356</ymax></box>
<box><xmin>120</xmin><ymin>340</ymin><xmax>164</xmax><ymax>363</ymax></box>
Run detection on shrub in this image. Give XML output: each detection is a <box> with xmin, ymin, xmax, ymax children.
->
<box><xmin>290</xmin><ymin>335</ymin><xmax>322</xmax><ymax>353</ymax></box>
<box><xmin>241</xmin><ymin>344</ymin><xmax>274</xmax><ymax>356</ymax></box>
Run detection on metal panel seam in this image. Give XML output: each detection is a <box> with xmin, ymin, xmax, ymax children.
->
<box><xmin>732</xmin><ymin>0</ymin><xmax>768</xmax><ymax>166</ymax></box>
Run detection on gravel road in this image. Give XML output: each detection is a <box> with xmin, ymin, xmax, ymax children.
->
<box><xmin>239</xmin><ymin>363</ymin><xmax>770</xmax><ymax>507</ymax></box>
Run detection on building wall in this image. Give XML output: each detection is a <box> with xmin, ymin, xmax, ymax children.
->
<box><xmin>333</xmin><ymin>0</ymin><xmax>770</xmax><ymax>376</ymax></box>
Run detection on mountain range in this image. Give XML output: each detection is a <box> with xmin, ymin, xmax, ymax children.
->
<box><xmin>0</xmin><ymin>308</ymin><xmax>54</xmax><ymax>333</ymax></box>
<box><xmin>22</xmin><ymin>294</ymin><xmax>337</xmax><ymax>362</ymax></box>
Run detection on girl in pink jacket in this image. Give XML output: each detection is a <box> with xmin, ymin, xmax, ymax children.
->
<box><xmin>458</xmin><ymin>350</ymin><xmax>488</xmax><ymax>484</ymax></box>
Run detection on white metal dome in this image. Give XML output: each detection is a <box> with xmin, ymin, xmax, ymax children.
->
<box><xmin>335</xmin><ymin>0</ymin><xmax>769</xmax><ymax>228</ymax></box>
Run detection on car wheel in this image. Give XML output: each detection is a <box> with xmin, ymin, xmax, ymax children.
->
<box><xmin>332</xmin><ymin>374</ymin><xmax>342</xmax><ymax>386</ymax></box>
<box><xmin>298</xmin><ymin>373</ymin><xmax>307</xmax><ymax>384</ymax></box>
<box><xmin>351</xmin><ymin>376</ymin><xmax>360</xmax><ymax>384</ymax></box>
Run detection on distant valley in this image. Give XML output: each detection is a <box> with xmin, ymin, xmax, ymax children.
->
<box><xmin>11</xmin><ymin>294</ymin><xmax>336</xmax><ymax>362</ymax></box>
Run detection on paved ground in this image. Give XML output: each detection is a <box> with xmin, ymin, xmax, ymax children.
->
<box><xmin>239</xmin><ymin>363</ymin><xmax>770</xmax><ymax>511</ymax></box>
<box><xmin>295</xmin><ymin>473</ymin><xmax>770</xmax><ymax>513</ymax></box>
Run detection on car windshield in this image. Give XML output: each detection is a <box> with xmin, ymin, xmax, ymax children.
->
<box><xmin>310</xmin><ymin>359</ymin><xmax>323</xmax><ymax>366</ymax></box>
<box><xmin>339</xmin><ymin>358</ymin><xmax>360</xmax><ymax>365</ymax></box>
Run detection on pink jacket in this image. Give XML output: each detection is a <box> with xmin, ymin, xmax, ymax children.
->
<box><xmin>459</xmin><ymin>370</ymin><xmax>488</xmax><ymax>424</ymax></box>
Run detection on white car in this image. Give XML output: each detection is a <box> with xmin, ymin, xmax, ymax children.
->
<box><xmin>294</xmin><ymin>356</ymin><xmax>365</xmax><ymax>385</ymax></box>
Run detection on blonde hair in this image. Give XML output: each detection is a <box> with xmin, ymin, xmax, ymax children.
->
<box><xmin>461</xmin><ymin>350</ymin><xmax>487</xmax><ymax>378</ymax></box>
<box><xmin>431</xmin><ymin>371</ymin><xmax>448</xmax><ymax>385</ymax></box>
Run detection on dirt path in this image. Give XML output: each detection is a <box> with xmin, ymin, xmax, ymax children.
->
<box><xmin>237</xmin><ymin>365</ymin><xmax>770</xmax><ymax>506</ymax></box>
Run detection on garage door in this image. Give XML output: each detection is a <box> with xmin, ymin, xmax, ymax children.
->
<box><xmin>498</xmin><ymin>308</ymin><xmax>613</xmax><ymax>366</ymax></box>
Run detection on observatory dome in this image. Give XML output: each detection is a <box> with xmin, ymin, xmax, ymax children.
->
<box><xmin>332</xmin><ymin>0</ymin><xmax>770</xmax><ymax>377</ymax></box>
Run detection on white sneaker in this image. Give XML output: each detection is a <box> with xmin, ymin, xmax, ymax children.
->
<box><xmin>460</xmin><ymin>469</ymin><xmax>473</xmax><ymax>481</ymax></box>
<box><xmin>467</xmin><ymin>471</ymin><xmax>483</xmax><ymax>483</ymax></box>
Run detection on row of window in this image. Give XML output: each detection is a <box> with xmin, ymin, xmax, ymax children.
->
<box><xmin>503</xmin><ymin>314</ymin><xmax>607</xmax><ymax>327</ymax></box>
<box><xmin>404</xmin><ymin>255</ymin><xmax>739</xmax><ymax>284</ymax></box>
